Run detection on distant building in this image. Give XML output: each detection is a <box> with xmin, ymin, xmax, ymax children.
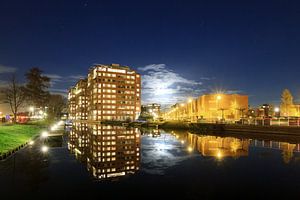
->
<box><xmin>164</xmin><ymin>93</ymin><xmax>248</xmax><ymax>122</ymax></box>
<box><xmin>257</xmin><ymin>104</ymin><xmax>274</xmax><ymax>118</ymax></box>
<box><xmin>140</xmin><ymin>103</ymin><xmax>161</xmax><ymax>120</ymax></box>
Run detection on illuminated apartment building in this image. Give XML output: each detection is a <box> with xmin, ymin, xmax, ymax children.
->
<box><xmin>87</xmin><ymin>64</ymin><xmax>141</xmax><ymax>121</ymax></box>
<box><xmin>164</xmin><ymin>93</ymin><xmax>248</xmax><ymax>122</ymax></box>
<box><xmin>68</xmin><ymin>87</ymin><xmax>76</xmax><ymax>120</ymax></box>
<box><xmin>74</xmin><ymin>79</ymin><xmax>88</xmax><ymax>120</ymax></box>
<box><xmin>86</xmin><ymin>124</ymin><xmax>140</xmax><ymax>179</ymax></box>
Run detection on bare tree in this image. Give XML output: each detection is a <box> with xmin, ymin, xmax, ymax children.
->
<box><xmin>4</xmin><ymin>74</ymin><xmax>26</xmax><ymax>123</ymax></box>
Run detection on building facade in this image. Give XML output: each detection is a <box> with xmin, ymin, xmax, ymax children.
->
<box><xmin>87</xmin><ymin>64</ymin><xmax>141</xmax><ymax>121</ymax></box>
<box><xmin>140</xmin><ymin>103</ymin><xmax>161</xmax><ymax>121</ymax></box>
<box><xmin>68</xmin><ymin>64</ymin><xmax>141</xmax><ymax>122</ymax></box>
<box><xmin>68</xmin><ymin>87</ymin><xmax>76</xmax><ymax>120</ymax></box>
<box><xmin>74</xmin><ymin>79</ymin><xmax>88</xmax><ymax>120</ymax></box>
<box><xmin>164</xmin><ymin>93</ymin><xmax>248</xmax><ymax>122</ymax></box>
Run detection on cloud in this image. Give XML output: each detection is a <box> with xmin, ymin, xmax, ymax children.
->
<box><xmin>141</xmin><ymin>132</ymin><xmax>193</xmax><ymax>175</ymax></box>
<box><xmin>225</xmin><ymin>90</ymin><xmax>243</xmax><ymax>94</ymax></box>
<box><xmin>41</xmin><ymin>73</ymin><xmax>85</xmax><ymax>96</ymax></box>
<box><xmin>138</xmin><ymin>64</ymin><xmax>207</xmax><ymax>106</ymax></box>
<box><xmin>68</xmin><ymin>75</ymin><xmax>86</xmax><ymax>80</ymax></box>
<box><xmin>43</xmin><ymin>74</ymin><xmax>63</xmax><ymax>80</ymax></box>
<box><xmin>0</xmin><ymin>80</ymin><xmax>9</xmax><ymax>87</ymax></box>
<box><xmin>0</xmin><ymin>65</ymin><xmax>16</xmax><ymax>73</ymax></box>
<box><xmin>48</xmin><ymin>88</ymin><xmax>68</xmax><ymax>97</ymax></box>
<box><xmin>43</xmin><ymin>73</ymin><xmax>85</xmax><ymax>86</ymax></box>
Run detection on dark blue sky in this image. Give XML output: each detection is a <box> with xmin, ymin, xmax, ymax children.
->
<box><xmin>0</xmin><ymin>0</ymin><xmax>300</xmax><ymax>106</ymax></box>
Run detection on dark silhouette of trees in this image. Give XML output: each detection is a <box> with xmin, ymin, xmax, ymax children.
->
<box><xmin>24</xmin><ymin>68</ymin><xmax>50</xmax><ymax>107</ymax></box>
<box><xmin>48</xmin><ymin>94</ymin><xmax>67</xmax><ymax>119</ymax></box>
<box><xmin>3</xmin><ymin>74</ymin><xmax>26</xmax><ymax>123</ymax></box>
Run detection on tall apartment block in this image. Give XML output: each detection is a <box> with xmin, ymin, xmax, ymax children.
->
<box><xmin>68</xmin><ymin>63</ymin><xmax>141</xmax><ymax>122</ymax></box>
<box><xmin>68</xmin><ymin>87</ymin><xmax>76</xmax><ymax>120</ymax></box>
<box><xmin>74</xmin><ymin>79</ymin><xmax>88</xmax><ymax>120</ymax></box>
<box><xmin>87</xmin><ymin>64</ymin><xmax>141</xmax><ymax>121</ymax></box>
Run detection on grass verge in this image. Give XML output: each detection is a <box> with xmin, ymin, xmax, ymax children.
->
<box><xmin>0</xmin><ymin>123</ymin><xmax>47</xmax><ymax>155</ymax></box>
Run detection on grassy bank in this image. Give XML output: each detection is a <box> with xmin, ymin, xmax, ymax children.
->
<box><xmin>0</xmin><ymin>123</ymin><xmax>47</xmax><ymax>155</ymax></box>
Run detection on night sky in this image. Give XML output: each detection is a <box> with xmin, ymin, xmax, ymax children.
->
<box><xmin>1</xmin><ymin>0</ymin><xmax>300</xmax><ymax>107</ymax></box>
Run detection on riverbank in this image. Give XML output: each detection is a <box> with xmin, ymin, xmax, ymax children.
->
<box><xmin>158</xmin><ymin>122</ymin><xmax>300</xmax><ymax>137</ymax></box>
<box><xmin>0</xmin><ymin>122</ymin><xmax>47</xmax><ymax>159</ymax></box>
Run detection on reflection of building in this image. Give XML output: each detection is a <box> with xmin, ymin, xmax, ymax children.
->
<box><xmin>86</xmin><ymin>124</ymin><xmax>140</xmax><ymax>179</ymax></box>
<box><xmin>250</xmin><ymin>140</ymin><xmax>300</xmax><ymax>163</ymax></box>
<box><xmin>140</xmin><ymin>128</ymin><xmax>160</xmax><ymax>137</ymax></box>
<box><xmin>67</xmin><ymin>123</ymin><xmax>89</xmax><ymax>161</ymax></box>
<box><xmin>164</xmin><ymin>93</ymin><xmax>248</xmax><ymax>122</ymax></box>
<box><xmin>87</xmin><ymin>64</ymin><xmax>141</xmax><ymax>121</ymax></box>
<box><xmin>187</xmin><ymin>133</ymin><xmax>249</xmax><ymax>158</ymax></box>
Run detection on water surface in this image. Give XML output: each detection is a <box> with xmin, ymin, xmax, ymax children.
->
<box><xmin>1</xmin><ymin>123</ymin><xmax>300</xmax><ymax>199</ymax></box>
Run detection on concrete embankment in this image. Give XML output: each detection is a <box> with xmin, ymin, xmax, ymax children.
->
<box><xmin>159</xmin><ymin>122</ymin><xmax>300</xmax><ymax>137</ymax></box>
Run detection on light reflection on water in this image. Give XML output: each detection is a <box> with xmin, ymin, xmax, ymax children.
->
<box><xmin>68</xmin><ymin>122</ymin><xmax>140</xmax><ymax>180</ymax></box>
<box><xmin>67</xmin><ymin>123</ymin><xmax>300</xmax><ymax>180</ymax></box>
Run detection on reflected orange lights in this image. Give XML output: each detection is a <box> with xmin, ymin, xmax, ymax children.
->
<box><xmin>216</xmin><ymin>151</ymin><xmax>223</xmax><ymax>160</ymax></box>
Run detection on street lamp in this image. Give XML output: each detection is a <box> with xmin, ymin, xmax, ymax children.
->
<box><xmin>188</xmin><ymin>98</ymin><xmax>193</xmax><ymax>121</ymax></box>
<box><xmin>216</xmin><ymin>95</ymin><xmax>222</xmax><ymax>121</ymax></box>
<box><xmin>29</xmin><ymin>106</ymin><xmax>35</xmax><ymax>118</ymax></box>
<box><xmin>274</xmin><ymin>107</ymin><xmax>280</xmax><ymax>125</ymax></box>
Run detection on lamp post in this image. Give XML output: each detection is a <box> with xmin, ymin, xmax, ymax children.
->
<box><xmin>274</xmin><ymin>107</ymin><xmax>280</xmax><ymax>126</ymax></box>
<box><xmin>29</xmin><ymin>106</ymin><xmax>34</xmax><ymax>118</ymax></box>
<box><xmin>188</xmin><ymin>98</ymin><xmax>193</xmax><ymax>122</ymax></box>
<box><xmin>216</xmin><ymin>95</ymin><xmax>222</xmax><ymax>122</ymax></box>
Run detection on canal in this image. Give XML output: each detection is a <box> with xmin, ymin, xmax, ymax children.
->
<box><xmin>0</xmin><ymin>122</ymin><xmax>300</xmax><ymax>199</ymax></box>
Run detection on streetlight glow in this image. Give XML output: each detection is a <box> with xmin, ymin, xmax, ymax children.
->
<box><xmin>29</xmin><ymin>106</ymin><xmax>35</xmax><ymax>112</ymax></box>
<box><xmin>41</xmin><ymin>131</ymin><xmax>48</xmax><ymax>138</ymax></box>
<box><xmin>51</xmin><ymin>125</ymin><xmax>57</xmax><ymax>131</ymax></box>
<box><xmin>41</xmin><ymin>146</ymin><xmax>48</xmax><ymax>153</ymax></box>
<box><xmin>216</xmin><ymin>151</ymin><xmax>223</xmax><ymax>159</ymax></box>
<box><xmin>274</xmin><ymin>107</ymin><xmax>280</xmax><ymax>112</ymax></box>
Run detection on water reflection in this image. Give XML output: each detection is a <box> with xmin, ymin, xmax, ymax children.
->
<box><xmin>68</xmin><ymin>123</ymin><xmax>140</xmax><ymax>180</ymax></box>
<box><xmin>187</xmin><ymin>134</ymin><xmax>249</xmax><ymax>159</ymax></box>
<box><xmin>169</xmin><ymin>129</ymin><xmax>300</xmax><ymax>162</ymax></box>
<box><xmin>68</xmin><ymin>124</ymin><xmax>300</xmax><ymax>179</ymax></box>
